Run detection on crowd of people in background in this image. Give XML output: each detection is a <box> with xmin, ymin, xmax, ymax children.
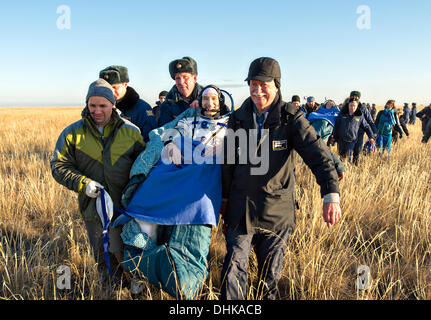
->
<box><xmin>50</xmin><ymin>56</ymin><xmax>430</xmax><ymax>300</ymax></box>
<box><xmin>293</xmin><ymin>93</ymin><xmax>429</xmax><ymax>162</ymax></box>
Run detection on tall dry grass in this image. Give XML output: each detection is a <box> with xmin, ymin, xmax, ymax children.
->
<box><xmin>0</xmin><ymin>106</ymin><xmax>430</xmax><ymax>300</ymax></box>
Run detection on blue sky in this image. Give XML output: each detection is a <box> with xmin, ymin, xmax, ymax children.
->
<box><xmin>1</xmin><ymin>0</ymin><xmax>430</xmax><ymax>107</ymax></box>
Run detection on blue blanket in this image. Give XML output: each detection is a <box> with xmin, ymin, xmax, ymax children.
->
<box><xmin>123</xmin><ymin>136</ymin><xmax>221</xmax><ymax>227</ymax></box>
<box><xmin>307</xmin><ymin>107</ymin><xmax>340</xmax><ymax>126</ymax></box>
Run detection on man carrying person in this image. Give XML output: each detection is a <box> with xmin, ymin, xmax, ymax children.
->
<box><xmin>157</xmin><ymin>56</ymin><xmax>204</xmax><ymax>126</ymax></box>
<box><xmin>50</xmin><ymin>78</ymin><xmax>146</xmax><ymax>283</ymax></box>
<box><xmin>221</xmin><ymin>57</ymin><xmax>342</xmax><ymax>300</ymax></box>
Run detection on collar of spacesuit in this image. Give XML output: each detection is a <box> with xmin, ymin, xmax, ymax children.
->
<box><xmin>200</xmin><ymin>108</ymin><xmax>221</xmax><ymax>120</ymax></box>
<box><xmin>195</xmin><ymin>109</ymin><xmax>230</xmax><ymax>122</ymax></box>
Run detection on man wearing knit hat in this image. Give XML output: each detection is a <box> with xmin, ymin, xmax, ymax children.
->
<box><xmin>221</xmin><ymin>57</ymin><xmax>341</xmax><ymax>300</ymax></box>
<box><xmin>157</xmin><ymin>56</ymin><xmax>204</xmax><ymax>126</ymax></box>
<box><xmin>291</xmin><ymin>95</ymin><xmax>301</xmax><ymax>109</ymax></box>
<box><xmin>51</xmin><ymin>78</ymin><xmax>145</xmax><ymax>284</ymax></box>
<box><xmin>99</xmin><ymin>65</ymin><xmax>157</xmax><ymax>142</ymax></box>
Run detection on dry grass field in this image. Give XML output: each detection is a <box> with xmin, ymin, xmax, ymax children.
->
<box><xmin>1</xmin><ymin>106</ymin><xmax>430</xmax><ymax>300</ymax></box>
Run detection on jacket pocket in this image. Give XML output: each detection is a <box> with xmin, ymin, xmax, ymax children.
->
<box><xmin>78</xmin><ymin>194</ymin><xmax>99</xmax><ymax>222</ymax></box>
<box><xmin>267</xmin><ymin>188</ymin><xmax>289</xmax><ymax>199</ymax></box>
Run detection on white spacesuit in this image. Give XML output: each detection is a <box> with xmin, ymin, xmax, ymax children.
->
<box><xmin>131</xmin><ymin>85</ymin><xmax>231</xmax><ymax>243</ymax></box>
<box><xmin>162</xmin><ymin>86</ymin><xmax>230</xmax><ymax>163</ymax></box>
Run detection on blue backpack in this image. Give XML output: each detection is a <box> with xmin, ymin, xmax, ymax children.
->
<box><xmin>378</xmin><ymin>110</ymin><xmax>396</xmax><ymax>135</ymax></box>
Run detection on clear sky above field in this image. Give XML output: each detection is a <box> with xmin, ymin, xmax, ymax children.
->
<box><xmin>1</xmin><ymin>0</ymin><xmax>430</xmax><ymax>107</ymax></box>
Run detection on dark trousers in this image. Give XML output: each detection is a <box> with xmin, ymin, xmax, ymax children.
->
<box><xmin>423</xmin><ymin>118</ymin><xmax>431</xmax><ymax>143</ymax></box>
<box><xmin>337</xmin><ymin>140</ymin><xmax>356</xmax><ymax>162</ymax></box>
<box><xmin>84</xmin><ymin>220</ymin><xmax>124</xmax><ymax>280</ymax></box>
<box><xmin>353</xmin><ymin>129</ymin><xmax>365</xmax><ymax>163</ymax></box>
<box><xmin>220</xmin><ymin>226</ymin><xmax>292</xmax><ymax>300</ymax></box>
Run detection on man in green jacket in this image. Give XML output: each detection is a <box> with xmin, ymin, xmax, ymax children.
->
<box><xmin>51</xmin><ymin>78</ymin><xmax>145</xmax><ymax>282</ymax></box>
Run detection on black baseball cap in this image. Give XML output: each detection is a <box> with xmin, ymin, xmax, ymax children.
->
<box><xmin>245</xmin><ymin>57</ymin><xmax>281</xmax><ymax>83</ymax></box>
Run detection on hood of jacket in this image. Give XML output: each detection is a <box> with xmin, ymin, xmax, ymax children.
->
<box><xmin>340</xmin><ymin>101</ymin><xmax>363</xmax><ymax>116</ymax></box>
<box><xmin>116</xmin><ymin>86</ymin><xmax>140</xmax><ymax>111</ymax></box>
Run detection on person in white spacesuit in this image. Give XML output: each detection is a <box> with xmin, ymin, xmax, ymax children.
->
<box><xmin>119</xmin><ymin>84</ymin><xmax>231</xmax><ymax>243</ymax></box>
<box><xmin>162</xmin><ymin>85</ymin><xmax>230</xmax><ymax>165</ymax></box>
<box><xmin>113</xmin><ymin>85</ymin><xmax>233</xmax><ymax>298</ymax></box>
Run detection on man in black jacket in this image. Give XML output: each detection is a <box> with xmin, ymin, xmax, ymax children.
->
<box><xmin>409</xmin><ymin>103</ymin><xmax>417</xmax><ymax>125</ymax></box>
<box><xmin>417</xmin><ymin>104</ymin><xmax>431</xmax><ymax>143</ymax></box>
<box><xmin>348</xmin><ymin>91</ymin><xmax>377</xmax><ymax>165</ymax></box>
<box><xmin>220</xmin><ymin>57</ymin><xmax>341</xmax><ymax>300</ymax></box>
